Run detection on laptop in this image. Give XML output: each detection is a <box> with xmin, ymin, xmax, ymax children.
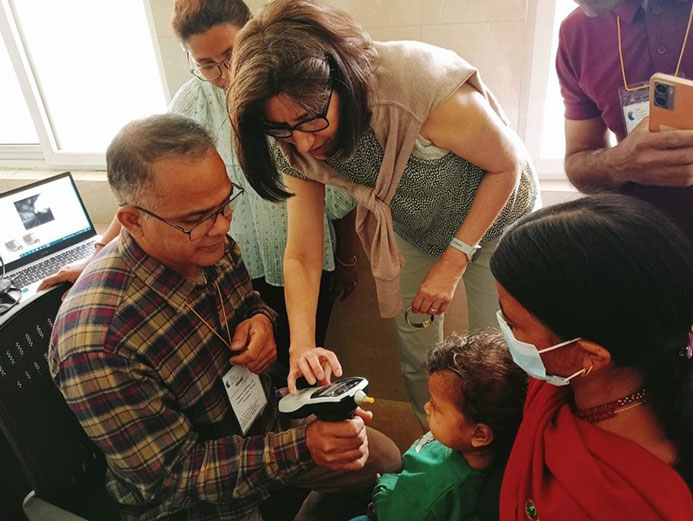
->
<box><xmin>1</xmin><ymin>172</ymin><xmax>97</xmax><ymax>298</ymax></box>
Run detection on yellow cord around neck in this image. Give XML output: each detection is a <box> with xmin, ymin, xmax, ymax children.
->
<box><xmin>185</xmin><ymin>281</ymin><xmax>233</xmax><ymax>349</ymax></box>
<box><xmin>617</xmin><ymin>2</ymin><xmax>693</xmax><ymax>91</ymax></box>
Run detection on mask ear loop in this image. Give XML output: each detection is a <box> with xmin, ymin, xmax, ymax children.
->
<box><xmin>581</xmin><ymin>364</ymin><xmax>593</xmax><ymax>378</ymax></box>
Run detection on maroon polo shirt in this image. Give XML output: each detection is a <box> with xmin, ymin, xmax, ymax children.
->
<box><xmin>557</xmin><ymin>0</ymin><xmax>693</xmax><ymax>243</ymax></box>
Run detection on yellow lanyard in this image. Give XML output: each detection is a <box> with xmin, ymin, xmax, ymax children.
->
<box><xmin>185</xmin><ymin>281</ymin><xmax>233</xmax><ymax>349</ymax></box>
<box><xmin>617</xmin><ymin>2</ymin><xmax>693</xmax><ymax>91</ymax></box>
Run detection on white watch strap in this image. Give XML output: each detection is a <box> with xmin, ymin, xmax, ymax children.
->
<box><xmin>449</xmin><ymin>237</ymin><xmax>480</xmax><ymax>261</ymax></box>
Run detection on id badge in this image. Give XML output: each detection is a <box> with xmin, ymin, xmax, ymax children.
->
<box><xmin>222</xmin><ymin>365</ymin><xmax>268</xmax><ymax>434</ymax></box>
<box><xmin>619</xmin><ymin>84</ymin><xmax>650</xmax><ymax>135</ymax></box>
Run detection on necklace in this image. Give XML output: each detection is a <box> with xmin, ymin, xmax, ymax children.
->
<box><xmin>185</xmin><ymin>281</ymin><xmax>233</xmax><ymax>349</ymax></box>
<box><xmin>574</xmin><ymin>388</ymin><xmax>647</xmax><ymax>423</ymax></box>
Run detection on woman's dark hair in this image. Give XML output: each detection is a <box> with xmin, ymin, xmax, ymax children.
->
<box><xmin>427</xmin><ymin>329</ymin><xmax>528</xmax><ymax>458</ymax></box>
<box><xmin>490</xmin><ymin>193</ymin><xmax>693</xmax><ymax>486</ymax></box>
<box><xmin>172</xmin><ymin>0</ymin><xmax>251</xmax><ymax>42</ymax></box>
<box><xmin>228</xmin><ymin>0</ymin><xmax>376</xmax><ymax>201</ymax></box>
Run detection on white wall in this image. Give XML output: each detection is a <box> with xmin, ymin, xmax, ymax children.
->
<box><xmin>153</xmin><ymin>0</ymin><xmax>529</xmax><ymax>130</ymax></box>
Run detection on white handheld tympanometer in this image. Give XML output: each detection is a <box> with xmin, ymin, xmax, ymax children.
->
<box><xmin>278</xmin><ymin>377</ymin><xmax>374</xmax><ymax>421</ymax></box>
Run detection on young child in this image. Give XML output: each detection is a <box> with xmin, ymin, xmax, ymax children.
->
<box><xmin>358</xmin><ymin>330</ymin><xmax>527</xmax><ymax>521</ymax></box>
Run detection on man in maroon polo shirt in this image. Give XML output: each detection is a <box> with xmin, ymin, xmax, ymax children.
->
<box><xmin>557</xmin><ymin>0</ymin><xmax>693</xmax><ymax>243</ymax></box>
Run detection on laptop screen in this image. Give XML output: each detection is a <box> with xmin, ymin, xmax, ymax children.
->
<box><xmin>1</xmin><ymin>172</ymin><xmax>96</xmax><ymax>271</ymax></box>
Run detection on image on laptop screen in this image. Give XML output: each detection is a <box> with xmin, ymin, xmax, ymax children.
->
<box><xmin>1</xmin><ymin>174</ymin><xmax>94</xmax><ymax>267</ymax></box>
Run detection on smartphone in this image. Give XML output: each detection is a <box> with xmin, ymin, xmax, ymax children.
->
<box><xmin>649</xmin><ymin>73</ymin><xmax>693</xmax><ymax>132</ymax></box>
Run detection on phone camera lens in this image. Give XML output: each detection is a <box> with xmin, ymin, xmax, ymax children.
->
<box><xmin>655</xmin><ymin>83</ymin><xmax>668</xmax><ymax>95</ymax></box>
<box><xmin>654</xmin><ymin>96</ymin><xmax>667</xmax><ymax>107</ymax></box>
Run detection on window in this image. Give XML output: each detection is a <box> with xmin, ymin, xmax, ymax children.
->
<box><xmin>519</xmin><ymin>0</ymin><xmax>578</xmax><ymax>179</ymax></box>
<box><xmin>0</xmin><ymin>36</ymin><xmax>38</xmax><ymax>145</ymax></box>
<box><xmin>0</xmin><ymin>0</ymin><xmax>168</xmax><ymax>168</ymax></box>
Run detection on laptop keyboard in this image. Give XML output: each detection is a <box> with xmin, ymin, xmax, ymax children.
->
<box><xmin>11</xmin><ymin>241</ymin><xmax>95</xmax><ymax>289</ymax></box>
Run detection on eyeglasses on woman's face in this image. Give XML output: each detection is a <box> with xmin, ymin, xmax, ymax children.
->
<box><xmin>187</xmin><ymin>51</ymin><xmax>232</xmax><ymax>82</ymax></box>
<box><xmin>262</xmin><ymin>60</ymin><xmax>336</xmax><ymax>139</ymax></box>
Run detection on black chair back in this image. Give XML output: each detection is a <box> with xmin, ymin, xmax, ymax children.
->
<box><xmin>0</xmin><ymin>286</ymin><xmax>119</xmax><ymax>520</ymax></box>
<box><xmin>0</xmin><ymin>430</ymin><xmax>30</xmax><ymax>520</ymax></box>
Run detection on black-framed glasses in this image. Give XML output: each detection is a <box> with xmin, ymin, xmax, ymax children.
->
<box><xmin>187</xmin><ymin>51</ymin><xmax>232</xmax><ymax>82</ymax></box>
<box><xmin>263</xmin><ymin>57</ymin><xmax>336</xmax><ymax>139</ymax></box>
<box><xmin>121</xmin><ymin>182</ymin><xmax>244</xmax><ymax>241</ymax></box>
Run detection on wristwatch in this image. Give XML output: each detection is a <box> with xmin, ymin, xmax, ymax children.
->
<box><xmin>449</xmin><ymin>237</ymin><xmax>481</xmax><ymax>263</ymax></box>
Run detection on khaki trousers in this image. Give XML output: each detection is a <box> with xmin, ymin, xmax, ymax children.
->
<box><xmin>392</xmin><ymin>235</ymin><xmax>500</xmax><ymax>425</ymax></box>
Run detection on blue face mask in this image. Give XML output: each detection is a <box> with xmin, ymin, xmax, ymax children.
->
<box><xmin>496</xmin><ymin>310</ymin><xmax>585</xmax><ymax>386</ymax></box>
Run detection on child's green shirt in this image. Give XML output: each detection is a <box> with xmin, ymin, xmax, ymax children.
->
<box><xmin>373</xmin><ymin>432</ymin><xmax>485</xmax><ymax>521</ymax></box>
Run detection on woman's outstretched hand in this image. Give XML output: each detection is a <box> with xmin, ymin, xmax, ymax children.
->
<box><xmin>287</xmin><ymin>345</ymin><xmax>343</xmax><ymax>394</ymax></box>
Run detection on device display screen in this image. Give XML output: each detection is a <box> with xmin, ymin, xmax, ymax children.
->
<box><xmin>311</xmin><ymin>377</ymin><xmax>362</xmax><ymax>398</ymax></box>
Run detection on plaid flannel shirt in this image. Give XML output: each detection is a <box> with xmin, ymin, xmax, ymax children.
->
<box><xmin>49</xmin><ymin>231</ymin><xmax>314</xmax><ymax>521</ymax></box>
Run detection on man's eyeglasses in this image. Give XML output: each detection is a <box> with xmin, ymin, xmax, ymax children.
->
<box><xmin>122</xmin><ymin>182</ymin><xmax>244</xmax><ymax>241</ymax></box>
<box><xmin>188</xmin><ymin>52</ymin><xmax>232</xmax><ymax>82</ymax></box>
<box><xmin>263</xmin><ymin>57</ymin><xmax>336</xmax><ymax>139</ymax></box>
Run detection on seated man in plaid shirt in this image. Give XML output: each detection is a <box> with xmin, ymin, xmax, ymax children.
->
<box><xmin>49</xmin><ymin>114</ymin><xmax>400</xmax><ymax>521</ymax></box>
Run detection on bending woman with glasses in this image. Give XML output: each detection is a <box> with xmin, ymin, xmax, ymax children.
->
<box><xmin>491</xmin><ymin>194</ymin><xmax>693</xmax><ymax>520</ymax></box>
<box><xmin>39</xmin><ymin>0</ymin><xmax>359</xmax><ymax>370</ymax></box>
<box><xmin>228</xmin><ymin>0</ymin><xmax>539</xmax><ymax>422</ymax></box>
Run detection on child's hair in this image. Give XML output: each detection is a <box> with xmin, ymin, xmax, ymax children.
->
<box><xmin>427</xmin><ymin>329</ymin><xmax>527</xmax><ymax>457</ymax></box>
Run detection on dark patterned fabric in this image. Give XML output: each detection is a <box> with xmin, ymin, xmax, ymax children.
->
<box><xmin>273</xmin><ymin>128</ymin><xmax>538</xmax><ymax>256</ymax></box>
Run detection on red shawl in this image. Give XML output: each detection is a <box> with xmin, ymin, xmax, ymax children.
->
<box><xmin>500</xmin><ymin>379</ymin><xmax>693</xmax><ymax>521</ymax></box>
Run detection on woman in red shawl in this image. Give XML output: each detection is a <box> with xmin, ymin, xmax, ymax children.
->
<box><xmin>490</xmin><ymin>194</ymin><xmax>692</xmax><ymax>521</ymax></box>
